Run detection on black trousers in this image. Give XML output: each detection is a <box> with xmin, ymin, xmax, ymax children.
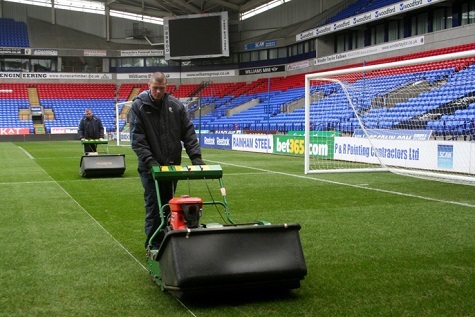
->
<box><xmin>140</xmin><ymin>169</ymin><xmax>177</xmax><ymax>247</ymax></box>
<box><xmin>83</xmin><ymin>143</ymin><xmax>97</xmax><ymax>153</ymax></box>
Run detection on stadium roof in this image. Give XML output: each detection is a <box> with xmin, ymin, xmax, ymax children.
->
<box><xmin>104</xmin><ymin>0</ymin><xmax>283</xmax><ymax>21</ymax></box>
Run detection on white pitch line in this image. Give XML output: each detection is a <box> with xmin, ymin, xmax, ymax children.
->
<box><xmin>17</xmin><ymin>146</ymin><xmax>147</xmax><ymax>270</ymax></box>
<box><xmin>18</xmin><ymin>146</ymin><xmax>35</xmax><ymax>159</ymax></box>
<box><xmin>0</xmin><ymin>176</ymin><xmax>141</xmax><ymax>186</ymax></box>
<box><xmin>13</xmin><ymin>147</ymin><xmax>472</xmax><ymax>317</ymax></box>
<box><xmin>207</xmin><ymin>159</ymin><xmax>475</xmax><ymax>209</ymax></box>
<box><xmin>19</xmin><ymin>146</ymin><xmax>198</xmax><ymax>316</ymax></box>
<box><xmin>0</xmin><ymin>180</ymin><xmax>56</xmax><ymax>186</ymax></box>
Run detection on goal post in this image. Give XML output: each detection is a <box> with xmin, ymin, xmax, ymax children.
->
<box><xmin>304</xmin><ymin>49</ymin><xmax>475</xmax><ymax>185</ymax></box>
<box><xmin>115</xmin><ymin>101</ymin><xmax>133</xmax><ymax>146</ymax></box>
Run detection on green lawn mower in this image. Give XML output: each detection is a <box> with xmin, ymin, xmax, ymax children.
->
<box><xmin>146</xmin><ymin>164</ymin><xmax>307</xmax><ymax>298</ymax></box>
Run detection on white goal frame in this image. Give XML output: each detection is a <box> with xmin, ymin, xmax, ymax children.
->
<box><xmin>115</xmin><ymin>101</ymin><xmax>133</xmax><ymax>146</ymax></box>
<box><xmin>304</xmin><ymin>49</ymin><xmax>475</xmax><ymax>185</ymax></box>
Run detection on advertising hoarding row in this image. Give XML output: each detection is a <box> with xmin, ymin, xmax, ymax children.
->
<box><xmin>198</xmin><ymin>133</ymin><xmax>474</xmax><ymax>174</ymax></box>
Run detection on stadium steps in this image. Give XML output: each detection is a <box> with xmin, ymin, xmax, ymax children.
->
<box><xmin>128</xmin><ymin>87</ymin><xmax>141</xmax><ymax>101</ymax></box>
<box><xmin>19</xmin><ymin>108</ymin><xmax>30</xmax><ymax>121</ymax></box>
<box><xmin>27</xmin><ymin>87</ymin><xmax>40</xmax><ymax>106</ymax></box>
<box><xmin>44</xmin><ymin>108</ymin><xmax>55</xmax><ymax>120</ymax></box>
<box><xmin>119</xmin><ymin>104</ymin><xmax>131</xmax><ymax>119</ymax></box>
<box><xmin>34</xmin><ymin>123</ymin><xmax>46</xmax><ymax>134</ymax></box>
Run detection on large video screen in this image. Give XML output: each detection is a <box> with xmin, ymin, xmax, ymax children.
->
<box><xmin>164</xmin><ymin>12</ymin><xmax>229</xmax><ymax>60</ymax></box>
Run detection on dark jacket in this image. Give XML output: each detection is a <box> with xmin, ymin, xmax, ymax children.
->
<box><xmin>78</xmin><ymin>115</ymin><xmax>104</xmax><ymax>139</ymax></box>
<box><xmin>129</xmin><ymin>90</ymin><xmax>202</xmax><ymax>171</ymax></box>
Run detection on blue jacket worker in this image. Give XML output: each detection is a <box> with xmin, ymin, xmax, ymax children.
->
<box><xmin>78</xmin><ymin>108</ymin><xmax>104</xmax><ymax>153</ymax></box>
<box><xmin>129</xmin><ymin>72</ymin><xmax>204</xmax><ymax>248</ymax></box>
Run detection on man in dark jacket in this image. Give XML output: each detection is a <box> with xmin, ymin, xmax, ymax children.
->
<box><xmin>129</xmin><ymin>71</ymin><xmax>204</xmax><ymax>248</ymax></box>
<box><xmin>78</xmin><ymin>108</ymin><xmax>104</xmax><ymax>153</ymax></box>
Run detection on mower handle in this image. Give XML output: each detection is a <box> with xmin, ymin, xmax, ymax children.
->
<box><xmin>151</xmin><ymin>165</ymin><xmax>223</xmax><ymax>182</ymax></box>
<box><xmin>149</xmin><ymin>164</ymin><xmax>234</xmax><ymax>248</ymax></box>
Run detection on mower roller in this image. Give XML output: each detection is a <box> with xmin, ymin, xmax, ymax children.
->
<box><xmin>146</xmin><ymin>164</ymin><xmax>307</xmax><ymax>298</ymax></box>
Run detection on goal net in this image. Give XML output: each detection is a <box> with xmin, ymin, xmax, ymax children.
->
<box><xmin>304</xmin><ymin>49</ymin><xmax>475</xmax><ymax>185</ymax></box>
<box><xmin>115</xmin><ymin>101</ymin><xmax>133</xmax><ymax>146</ymax></box>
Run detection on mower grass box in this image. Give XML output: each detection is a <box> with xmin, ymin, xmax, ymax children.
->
<box><xmin>79</xmin><ymin>139</ymin><xmax>126</xmax><ymax>177</ymax></box>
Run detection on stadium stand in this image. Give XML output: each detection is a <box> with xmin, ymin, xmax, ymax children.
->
<box><xmin>0</xmin><ymin>18</ymin><xmax>29</xmax><ymax>47</ymax></box>
<box><xmin>0</xmin><ymin>83</ymin><xmax>33</xmax><ymax>132</ymax></box>
<box><xmin>190</xmin><ymin>46</ymin><xmax>475</xmax><ymax>136</ymax></box>
<box><xmin>2</xmin><ymin>46</ymin><xmax>475</xmax><ymax>139</ymax></box>
<box><xmin>2</xmin><ymin>44</ymin><xmax>474</xmax><ymax>139</ymax></box>
<box><xmin>1</xmin><ymin>7</ymin><xmax>474</xmax><ymax>140</ymax></box>
<box><xmin>323</xmin><ymin>0</ymin><xmax>373</xmax><ymax>25</ymax></box>
<box><xmin>37</xmin><ymin>84</ymin><xmax>116</xmax><ymax>133</ymax></box>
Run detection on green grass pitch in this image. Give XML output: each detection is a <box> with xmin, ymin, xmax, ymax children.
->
<box><xmin>1</xmin><ymin>141</ymin><xmax>474</xmax><ymax>317</ymax></box>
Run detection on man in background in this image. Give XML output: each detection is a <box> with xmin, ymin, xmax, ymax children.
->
<box><xmin>78</xmin><ymin>108</ymin><xmax>104</xmax><ymax>153</ymax></box>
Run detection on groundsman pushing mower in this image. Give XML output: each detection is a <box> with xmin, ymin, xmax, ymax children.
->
<box><xmin>146</xmin><ymin>164</ymin><xmax>307</xmax><ymax>298</ymax></box>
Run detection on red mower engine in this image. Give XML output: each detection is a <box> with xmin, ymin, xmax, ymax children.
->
<box><xmin>168</xmin><ymin>195</ymin><xmax>203</xmax><ymax>230</ymax></box>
